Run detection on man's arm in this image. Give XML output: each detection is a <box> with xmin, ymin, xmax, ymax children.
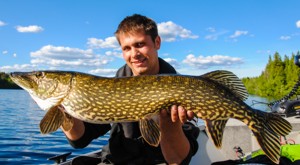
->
<box><xmin>159</xmin><ymin>105</ymin><xmax>195</xmax><ymax>165</ymax></box>
<box><xmin>61</xmin><ymin>112</ymin><xmax>111</xmax><ymax>149</ymax></box>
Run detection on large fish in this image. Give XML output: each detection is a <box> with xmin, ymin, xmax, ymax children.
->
<box><xmin>10</xmin><ymin>70</ymin><xmax>292</xmax><ymax>163</ymax></box>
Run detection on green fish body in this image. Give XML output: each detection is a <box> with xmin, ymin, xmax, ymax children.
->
<box><xmin>10</xmin><ymin>70</ymin><xmax>292</xmax><ymax>164</ymax></box>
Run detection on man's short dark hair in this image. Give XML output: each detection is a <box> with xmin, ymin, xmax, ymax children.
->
<box><xmin>115</xmin><ymin>14</ymin><xmax>158</xmax><ymax>43</ymax></box>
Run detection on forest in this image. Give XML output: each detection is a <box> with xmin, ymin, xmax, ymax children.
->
<box><xmin>242</xmin><ymin>51</ymin><xmax>300</xmax><ymax>99</ymax></box>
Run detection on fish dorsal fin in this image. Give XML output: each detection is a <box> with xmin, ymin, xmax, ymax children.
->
<box><xmin>201</xmin><ymin>70</ymin><xmax>248</xmax><ymax>100</ymax></box>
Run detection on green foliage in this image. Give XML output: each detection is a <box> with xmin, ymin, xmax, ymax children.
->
<box><xmin>242</xmin><ymin>51</ymin><xmax>300</xmax><ymax>99</ymax></box>
<box><xmin>0</xmin><ymin>72</ymin><xmax>21</xmax><ymax>89</ymax></box>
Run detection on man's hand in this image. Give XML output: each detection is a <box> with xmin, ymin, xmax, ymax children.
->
<box><xmin>58</xmin><ymin>105</ymin><xmax>85</xmax><ymax>141</ymax></box>
<box><xmin>170</xmin><ymin>105</ymin><xmax>195</xmax><ymax>123</ymax></box>
<box><xmin>159</xmin><ymin>105</ymin><xmax>194</xmax><ymax>164</ymax></box>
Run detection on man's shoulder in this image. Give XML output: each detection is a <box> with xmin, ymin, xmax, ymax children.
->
<box><xmin>158</xmin><ymin>57</ymin><xmax>177</xmax><ymax>74</ymax></box>
<box><xmin>116</xmin><ymin>64</ymin><xmax>133</xmax><ymax>77</ymax></box>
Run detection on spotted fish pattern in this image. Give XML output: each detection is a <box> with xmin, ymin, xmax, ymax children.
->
<box><xmin>10</xmin><ymin>70</ymin><xmax>292</xmax><ymax>164</ymax></box>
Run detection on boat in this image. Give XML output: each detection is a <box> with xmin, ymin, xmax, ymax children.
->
<box><xmin>47</xmin><ymin>99</ymin><xmax>300</xmax><ymax>164</ymax></box>
<box><xmin>48</xmin><ymin>117</ymin><xmax>300</xmax><ymax>164</ymax></box>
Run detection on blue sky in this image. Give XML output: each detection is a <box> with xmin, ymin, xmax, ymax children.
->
<box><xmin>0</xmin><ymin>0</ymin><xmax>299</xmax><ymax>78</ymax></box>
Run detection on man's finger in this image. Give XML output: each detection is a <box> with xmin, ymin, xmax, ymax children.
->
<box><xmin>178</xmin><ymin>106</ymin><xmax>187</xmax><ymax>123</ymax></box>
<box><xmin>187</xmin><ymin>110</ymin><xmax>195</xmax><ymax>120</ymax></box>
<box><xmin>171</xmin><ymin>105</ymin><xmax>179</xmax><ymax>122</ymax></box>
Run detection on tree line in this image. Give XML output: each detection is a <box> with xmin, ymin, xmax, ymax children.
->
<box><xmin>242</xmin><ymin>51</ymin><xmax>300</xmax><ymax>99</ymax></box>
<box><xmin>0</xmin><ymin>72</ymin><xmax>21</xmax><ymax>89</ymax></box>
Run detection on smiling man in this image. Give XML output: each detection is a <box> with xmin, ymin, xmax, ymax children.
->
<box><xmin>117</xmin><ymin>26</ymin><xmax>160</xmax><ymax>76</ymax></box>
<box><xmin>62</xmin><ymin>14</ymin><xmax>199</xmax><ymax>165</ymax></box>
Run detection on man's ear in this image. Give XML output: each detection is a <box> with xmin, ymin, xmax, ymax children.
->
<box><xmin>155</xmin><ymin>36</ymin><xmax>161</xmax><ymax>50</ymax></box>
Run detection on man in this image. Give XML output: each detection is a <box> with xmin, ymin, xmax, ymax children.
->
<box><xmin>62</xmin><ymin>14</ymin><xmax>199</xmax><ymax>165</ymax></box>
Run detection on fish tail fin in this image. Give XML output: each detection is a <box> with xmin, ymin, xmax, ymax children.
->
<box><xmin>262</xmin><ymin>111</ymin><xmax>292</xmax><ymax>136</ymax></box>
<box><xmin>251</xmin><ymin>110</ymin><xmax>292</xmax><ymax>164</ymax></box>
<box><xmin>252</xmin><ymin>127</ymin><xmax>281</xmax><ymax>164</ymax></box>
<box><xmin>205</xmin><ymin>119</ymin><xmax>228</xmax><ymax>148</ymax></box>
<box><xmin>40</xmin><ymin>106</ymin><xmax>74</xmax><ymax>134</ymax></box>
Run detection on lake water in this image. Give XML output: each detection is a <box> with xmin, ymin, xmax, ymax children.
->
<box><xmin>0</xmin><ymin>90</ymin><xmax>109</xmax><ymax>165</ymax></box>
<box><xmin>0</xmin><ymin>89</ymin><xmax>272</xmax><ymax>164</ymax></box>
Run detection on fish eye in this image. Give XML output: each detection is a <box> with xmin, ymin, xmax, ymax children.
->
<box><xmin>35</xmin><ymin>71</ymin><xmax>45</xmax><ymax>78</ymax></box>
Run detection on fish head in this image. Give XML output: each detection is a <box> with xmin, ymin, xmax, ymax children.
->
<box><xmin>10</xmin><ymin>71</ymin><xmax>73</xmax><ymax>110</ymax></box>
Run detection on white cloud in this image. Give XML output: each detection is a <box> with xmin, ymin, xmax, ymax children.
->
<box><xmin>0</xmin><ymin>21</ymin><xmax>7</xmax><ymax>26</ymax></box>
<box><xmin>89</xmin><ymin>68</ymin><xmax>117</xmax><ymax>76</ymax></box>
<box><xmin>16</xmin><ymin>25</ymin><xmax>44</xmax><ymax>33</ymax></box>
<box><xmin>0</xmin><ymin>64</ymin><xmax>38</xmax><ymax>73</ymax></box>
<box><xmin>230</xmin><ymin>30</ymin><xmax>248</xmax><ymax>38</ymax></box>
<box><xmin>183</xmin><ymin>54</ymin><xmax>243</xmax><ymax>69</ymax></box>
<box><xmin>280</xmin><ymin>36</ymin><xmax>291</xmax><ymax>40</ymax></box>
<box><xmin>1</xmin><ymin>50</ymin><xmax>17</xmax><ymax>58</ymax></box>
<box><xmin>158</xmin><ymin>21</ymin><xmax>198</xmax><ymax>42</ymax></box>
<box><xmin>204</xmin><ymin>27</ymin><xmax>229</xmax><ymax>41</ymax></box>
<box><xmin>31</xmin><ymin>45</ymin><xmax>94</xmax><ymax>59</ymax></box>
<box><xmin>105</xmin><ymin>51</ymin><xmax>122</xmax><ymax>58</ymax></box>
<box><xmin>30</xmin><ymin>45</ymin><xmax>111</xmax><ymax>69</ymax></box>
<box><xmin>296</xmin><ymin>20</ymin><xmax>300</xmax><ymax>28</ymax></box>
<box><xmin>87</xmin><ymin>36</ymin><xmax>119</xmax><ymax>49</ymax></box>
<box><xmin>205</xmin><ymin>34</ymin><xmax>218</xmax><ymax>41</ymax></box>
<box><xmin>163</xmin><ymin>58</ymin><xmax>180</xmax><ymax>69</ymax></box>
<box><xmin>206</xmin><ymin>27</ymin><xmax>216</xmax><ymax>33</ymax></box>
<box><xmin>2</xmin><ymin>50</ymin><xmax>8</xmax><ymax>54</ymax></box>
<box><xmin>205</xmin><ymin>31</ymin><xmax>228</xmax><ymax>41</ymax></box>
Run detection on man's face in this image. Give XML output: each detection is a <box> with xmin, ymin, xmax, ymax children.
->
<box><xmin>118</xmin><ymin>31</ymin><xmax>161</xmax><ymax>76</ymax></box>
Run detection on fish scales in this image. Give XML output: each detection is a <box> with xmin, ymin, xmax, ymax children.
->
<box><xmin>62</xmin><ymin>73</ymin><xmax>249</xmax><ymax>124</ymax></box>
<box><xmin>10</xmin><ymin>70</ymin><xmax>292</xmax><ymax>164</ymax></box>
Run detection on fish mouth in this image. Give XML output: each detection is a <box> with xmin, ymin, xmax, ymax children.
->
<box><xmin>10</xmin><ymin>72</ymin><xmax>32</xmax><ymax>79</ymax></box>
<box><xmin>9</xmin><ymin>72</ymin><xmax>23</xmax><ymax>83</ymax></box>
<box><xmin>9</xmin><ymin>72</ymin><xmax>36</xmax><ymax>89</ymax></box>
<box><xmin>10</xmin><ymin>72</ymin><xmax>22</xmax><ymax>78</ymax></box>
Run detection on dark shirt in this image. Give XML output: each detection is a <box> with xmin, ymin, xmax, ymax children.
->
<box><xmin>67</xmin><ymin>58</ymin><xmax>199</xmax><ymax>165</ymax></box>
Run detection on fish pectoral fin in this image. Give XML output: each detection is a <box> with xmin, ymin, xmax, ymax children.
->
<box><xmin>62</xmin><ymin>112</ymin><xmax>74</xmax><ymax>131</ymax></box>
<box><xmin>205</xmin><ymin>119</ymin><xmax>228</xmax><ymax>148</ymax></box>
<box><xmin>40</xmin><ymin>106</ymin><xmax>64</xmax><ymax>134</ymax></box>
<box><xmin>139</xmin><ymin>118</ymin><xmax>161</xmax><ymax>147</ymax></box>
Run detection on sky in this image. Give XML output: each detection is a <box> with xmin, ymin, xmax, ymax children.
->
<box><xmin>0</xmin><ymin>0</ymin><xmax>300</xmax><ymax>78</ymax></box>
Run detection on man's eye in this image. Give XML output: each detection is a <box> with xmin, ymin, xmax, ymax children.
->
<box><xmin>123</xmin><ymin>47</ymin><xmax>130</xmax><ymax>51</ymax></box>
<box><xmin>136</xmin><ymin>43</ymin><xmax>144</xmax><ymax>47</ymax></box>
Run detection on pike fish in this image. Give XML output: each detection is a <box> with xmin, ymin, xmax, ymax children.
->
<box><xmin>10</xmin><ymin>70</ymin><xmax>292</xmax><ymax>163</ymax></box>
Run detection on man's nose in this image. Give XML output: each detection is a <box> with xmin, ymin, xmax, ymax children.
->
<box><xmin>132</xmin><ymin>48</ymin><xmax>141</xmax><ymax>57</ymax></box>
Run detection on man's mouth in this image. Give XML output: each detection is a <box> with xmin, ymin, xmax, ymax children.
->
<box><xmin>132</xmin><ymin>58</ymin><xmax>146</xmax><ymax>66</ymax></box>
